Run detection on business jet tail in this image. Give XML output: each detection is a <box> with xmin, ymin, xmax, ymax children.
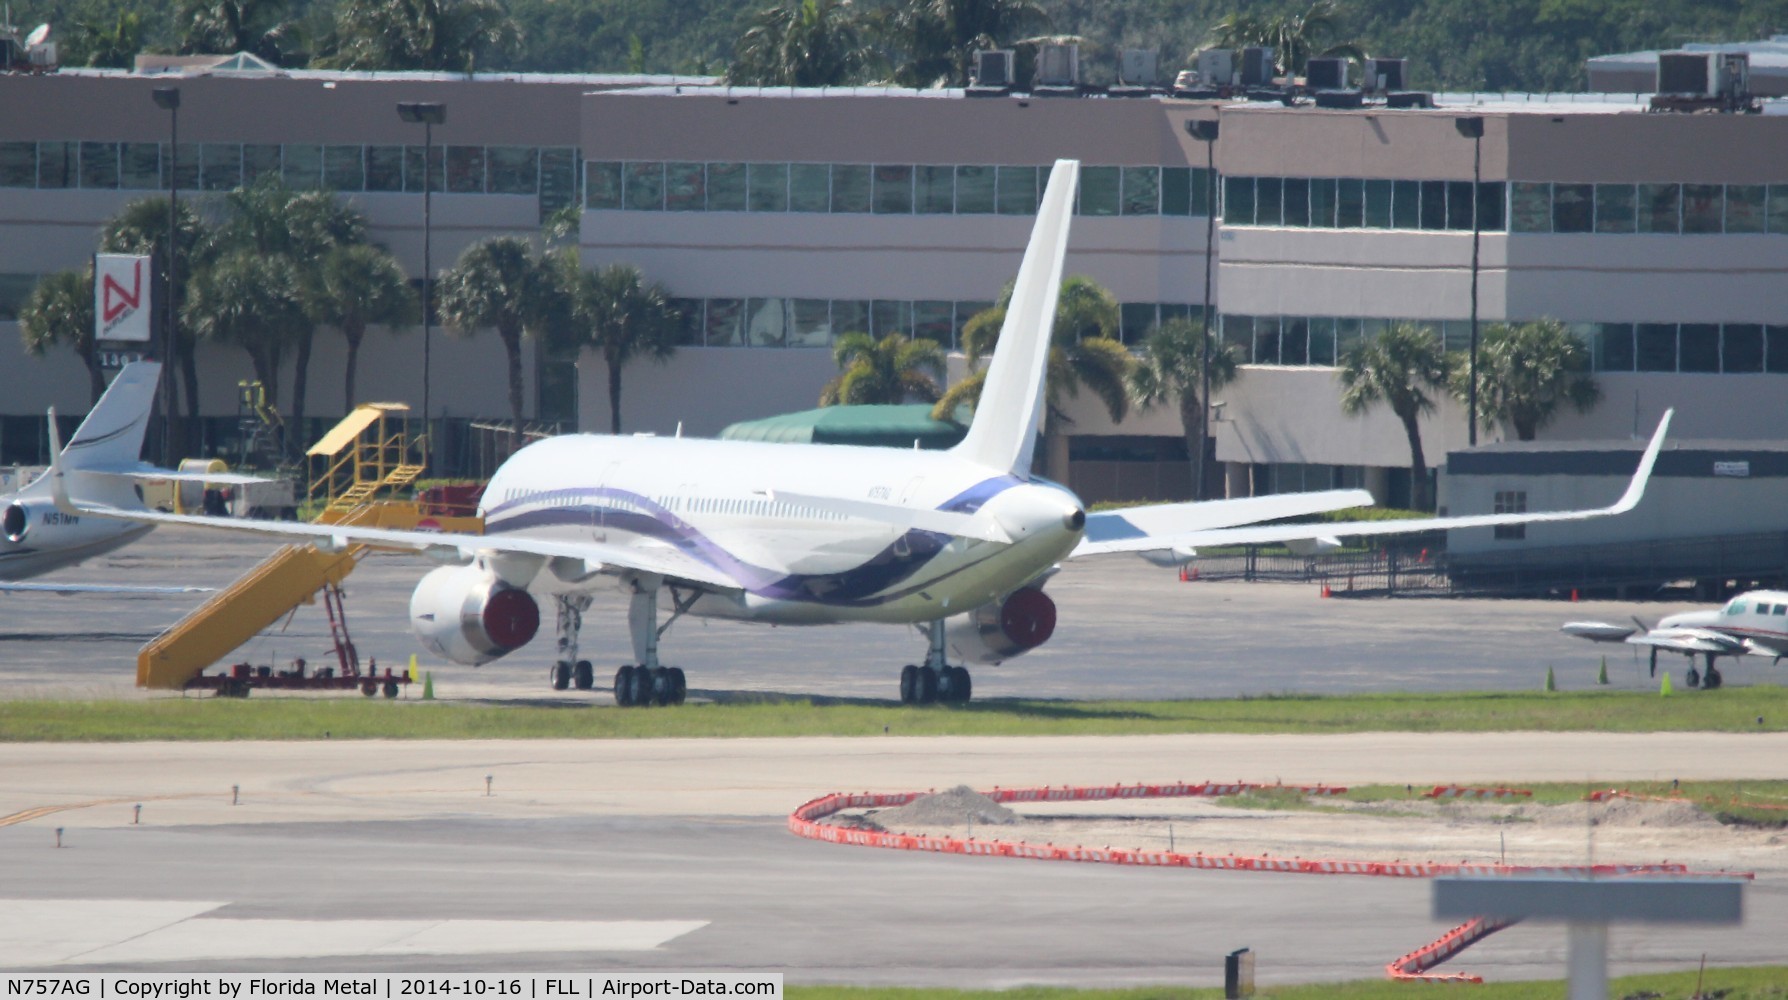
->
<box><xmin>950</xmin><ymin>159</ymin><xmax>1079</xmax><ymax>478</ymax></box>
<box><xmin>57</xmin><ymin>361</ymin><xmax>162</xmax><ymax>472</ymax></box>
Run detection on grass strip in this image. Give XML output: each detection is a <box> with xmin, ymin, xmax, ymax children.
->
<box><xmin>785</xmin><ymin>965</ymin><xmax>1788</xmax><ymax>999</ymax></box>
<box><xmin>0</xmin><ymin>685</ymin><xmax>1786</xmax><ymax>742</ymax></box>
<box><xmin>1215</xmin><ymin>780</ymin><xmax>1788</xmax><ymax>829</ymax></box>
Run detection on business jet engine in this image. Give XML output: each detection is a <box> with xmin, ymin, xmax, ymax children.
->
<box><xmin>3</xmin><ymin>502</ymin><xmax>29</xmax><ymax>543</ymax></box>
<box><xmin>409</xmin><ymin>564</ymin><xmax>541</xmax><ymax>665</ymax></box>
<box><xmin>944</xmin><ymin>586</ymin><xmax>1057</xmax><ymax>665</ymax></box>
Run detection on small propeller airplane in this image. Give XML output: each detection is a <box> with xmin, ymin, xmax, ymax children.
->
<box><xmin>1</xmin><ymin>361</ymin><xmax>260</xmax><ymax>596</ymax></box>
<box><xmin>1562</xmin><ymin>591</ymin><xmax>1788</xmax><ymax>689</ymax></box>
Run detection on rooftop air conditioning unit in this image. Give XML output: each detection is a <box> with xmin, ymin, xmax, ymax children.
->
<box><xmin>1716</xmin><ymin>51</ymin><xmax>1750</xmax><ymax>99</ymax></box>
<box><xmin>1239</xmin><ymin>46</ymin><xmax>1276</xmax><ymax>86</ymax></box>
<box><xmin>1363</xmin><ymin>57</ymin><xmax>1407</xmax><ymax>92</ymax></box>
<box><xmin>1036</xmin><ymin>42</ymin><xmax>1080</xmax><ymax>87</ymax></box>
<box><xmin>974</xmin><ymin>49</ymin><xmax>1014</xmax><ymax>88</ymax></box>
<box><xmin>1118</xmin><ymin>48</ymin><xmax>1158</xmax><ymax>87</ymax></box>
<box><xmin>1196</xmin><ymin>47</ymin><xmax>1235</xmax><ymax>87</ymax></box>
<box><xmin>1657</xmin><ymin>51</ymin><xmax>1712</xmax><ymax>95</ymax></box>
<box><xmin>1304</xmin><ymin>56</ymin><xmax>1348</xmax><ymax>90</ymax></box>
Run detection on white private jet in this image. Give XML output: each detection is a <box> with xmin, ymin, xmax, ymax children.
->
<box><xmin>51</xmin><ymin>160</ymin><xmax>1672</xmax><ymax>705</ymax></box>
<box><xmin>1564</xmin><ymin>590</ymin><xmax>1788</xmax><ymax>689</ymax></box>
<box><xmin>1</xmin><ymin>361</ymin><xmax>260</xmax><ymax>596</ymax></box>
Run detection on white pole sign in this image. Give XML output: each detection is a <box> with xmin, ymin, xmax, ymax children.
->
<box><xmin>95</xmin><ymin>252</ymin><xmax>152</xmax><ymax>342</ymax></box>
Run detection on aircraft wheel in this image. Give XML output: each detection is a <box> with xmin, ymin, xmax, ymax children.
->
<box><xmin>899</xmin><ymin>665</ymin><xmax>918</xmax><ymax>705</ymax></box>
<box><xmin>947</xmin><ymin>666</ymin><xmax>972</xmax><ymax>704</ymax></box>
<box><xmin>915</xmin><ymin>666</ymin><xmax>938</xmax><ymax>705</ymax></box>
<box><xmin>552</xmin><ymin>661</ymin><xmax>571</xmax><ymax>691</ymax></box>
<box><xmin>383</xmin><ymin>681</ymin><xmax>399</xmax><ymax>699</ymax></box>
<box><xmin>1705</xmin><ymin>666</ymin><xmax>1723</xmax><ymax>690</ymax></box>
<box><xmin>1685</xmin><ymin>667</ymin><xmax>1701</xmax><ymax>689</ymax></box>
<box><xmin>614</xmin><ymin>665</ymin><xmax>635</xmax><ymax>707</ymax></box>
<box><xmin>628</xmin><ymin>666</ymin><xmax>656</xmax><ymax>707</ymax></box>
<box><xmin>573</xmin><ymin>660</ymin><xmax>594</xmax><ymax>690</ymax></box>
<box><xmin>649</xmin><ymin>668</ymin><xmax>672</xmax><ymax>707</ymax></box>
<box><xmin>361</xmin><ymin>682</ymin><xmax>377</xmax><ymax>697</ymax></box>
<box><xmin>667</xmin><ymin>667</ymin><xmax>687</xmax><ymax>705</ymax></box>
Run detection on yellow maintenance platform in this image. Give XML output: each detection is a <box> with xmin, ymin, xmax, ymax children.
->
<box><xmin>137</xmin><ymin>405</ymin><xmax>482</xmax><ymax>691</ymax></box>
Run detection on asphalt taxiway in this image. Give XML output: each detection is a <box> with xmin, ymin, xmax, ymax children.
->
<box><xmin>0</xmin><ymin>525</ymin><xmax>1758</xmax><ymax>702</ymax></box>
<box><xmin>3</xmin><ymin>735</ymin><xmax>1785</xmax><ymax>985</ymax></box>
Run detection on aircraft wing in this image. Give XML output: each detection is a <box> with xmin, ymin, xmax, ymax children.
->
<box><xmin>86</xmin><ymin>463</ymin><xmax>272</xmax><ymax>486</ymax></box>
<box><xmin>1079</xmin><ymin>410</ymin><xmax>1671</xmax><ymax>556</ymax></box>
<box><xmin>1626</xmin><ymin>628</ymin><xmax>1750</xmax><ymax>655</ymax></box>
<box><xmin>1074</xmin><ymin>489</ymin><xmax>1373</xmax><ymax>556</ymax></box>
<box><xmin>0</xmin><ymin>580</ymin><xmax>213</xmax><ymax>595</ymax></box>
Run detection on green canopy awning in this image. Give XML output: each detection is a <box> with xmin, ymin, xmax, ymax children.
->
<box><xmin>720</xmin><ymin>404</ymin><xmax>966</xmax><ymax>450</ymax></box>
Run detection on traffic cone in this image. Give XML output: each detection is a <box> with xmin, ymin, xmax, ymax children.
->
<box><xmin>1544</xmin><ymin>666</ymin><xmax>1556</xmax><ymax>692</ymax></box>
<box><xmin>422</xmin><ymin>671</ymin><xmax>435</xmax><ymax>700</ymax></box>
<box><xmin>1660</xmin><ymin>671</ymin><xmax>1673</xmax><ymax>697</ymax></box>
<box><xmin>1179</xmin><ymin>565</ymin><xmax>1189</xmax><ymax>582</ymax></box>
<box><xmin>1570</xmin><ymin>589</ymin><xmax>1580</xmax><ymax>602</ymax></box>
<box><xmin>1597</xmin><ymin>656</ymin><xmax>1609</xmax><ymax>686</ymax></box>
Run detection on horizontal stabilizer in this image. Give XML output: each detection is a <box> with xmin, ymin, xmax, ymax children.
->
<box><xmin>766</xmin><ymin>490</ymin><xmax>1011</xmax><ymax>543</ymax></box>
<box><xmin>88</xmin><ymin>464</ymin><xmax>272</xmax><ymax>486</ymax></box>
<box><xmin>1560</xmin><ymin>621</ymin><xmax>1638</xmax><ymax>643</ymax></box>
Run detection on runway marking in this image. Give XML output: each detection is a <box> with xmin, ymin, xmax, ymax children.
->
<box><xmin>0</xmin><ymin>901</ymin><xmax>707</xmax><ymax>967</ymax></box>
<box><xmin>0</xmin><ymin>794</ymin><xmax>215</xmax><ymax>828</ymax></box>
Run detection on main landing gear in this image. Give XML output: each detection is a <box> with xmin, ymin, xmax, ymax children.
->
<box><xmin>551</xmin><ymin>579</ymin><xmax>694</xmax><ymax>707</ymax></box>
<box><xmin>1685</xmin><ymin>652</ymin><xmax>1723</xmax><ymax>690</ymax></box>
<box><xmin>899</xmin><ymin>620</ymin><xmax>972</xmax><ymax>706</ymax></box>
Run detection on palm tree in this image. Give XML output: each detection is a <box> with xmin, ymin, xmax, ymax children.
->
<box><xmin>884</xmin><ymin>0</ymin><xmax>1049</xmax><ymax>88</ymax></box>
<box><xmin>932</xmin><ymin>275</ymin><xmax>1132</xmax><ymax>475</ymax></box>
<box><xmin>820</xmin><ymin>332</ymin><xmax>946</xmax><ymax>406</ymax></box>
<box><xmin>729</xmin><ymin>0</ymin><xmax>878</xmax><ymax>86</ymax></box>
<box><xmin>1456</xmin><ymin>319</ymin><xmax>1601</xmax><ymax>441</ymax></box>
<box><xmin>1127</xmin><ymin>318</ymin><xmax>1240</xmax><ymax>497</ymax></box>
<box><xmin>18</xmin><ymin>271</ymin><xmax>105</xmax><ymax>403</ymax></box>
<box><xmin>220</xmin><ymin>178</ymin><xmax>368</xmax><ymax>434</ymax></box>
<box><xmin>314</xmin><ymin>244</ymin><xmax>416</xmax><ymax>412</ymax></box>
<box><xmin>328</xmin><ymin>0</ymin><xmax>520</xmax><ymax>72</ymax></box>
<box><xmin>1338</xmin><ymin>322</ymin><xmax>1448</xmax><ymax>510</ymax></box>
<box><xmin>100</xmin><ymin>197</ymin><xmax>215</xmax><ymax>450</ymax></box>
<box><xmin>437</xmin><ymin>236</ymin><xmax>554</xmax><ymax>449</ymax></box>
<box><xmin>75</xmin><ymin>11</ymin><xmax>145</xmax><ymax>68</ymax></box>
<box><xmin>177</xmin><ymin>0</ymin><xmax>297</xmax><ymax>64</ymax></box>
<box><xmin>1208</xmin><ymin>0</ymin><xmax>1358</xmax><ymax>77</ymax></box>
<box><xmin>184</xmin><ymin>250</ymin><xmax>310</xmax><ymax>449</ymax></box>
<box><xmin>567</xmin><ymin>262</ymin><xmax>679</xmax><ymax>435</ymax></box>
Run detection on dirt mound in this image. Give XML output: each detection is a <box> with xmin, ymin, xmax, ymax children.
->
<box><xmin>871</xmin><ymin>785</ymin><xmax>1017</xmax><ymax>832</ymax></box>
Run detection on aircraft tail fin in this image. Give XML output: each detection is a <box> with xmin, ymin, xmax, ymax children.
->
<box><xmin>57</xmin><ymin>361</ymin><xmax>162</xmax><ymax>471</ymax></box>
<box><xmin>950</xmin><ymin>159</ymin><xmax>1078</xmax><ymax>477</ymax></box>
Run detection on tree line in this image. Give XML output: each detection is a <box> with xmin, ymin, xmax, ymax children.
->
<box><xmin>819</xmin><ymin>282</ymin><xmax>1599</xmax><ymax>510</ymax></box>
<box><xmin>19</xmin><ymin>181</ymin><xmax>679</xmax><ymax>458</ymax></box>
<box><xmin>26</xmin><ymin>0</ymin><xmax>1788</xmax><ymax>91</ymax></box>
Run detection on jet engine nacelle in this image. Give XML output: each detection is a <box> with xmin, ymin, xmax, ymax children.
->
<box><xmin>409</xmin><ymin>563</ymin><xmax>541</xmax><ymax>665</ymax></box>
<box><xmin>944</xmin><ymin>586</ymin><xmax>1057</xmax><ymax>665</ymax></box>
<box><xmin>3</xmin><ymin>502</ymin><xmax>29</xmax><ymax>543</ymax></box>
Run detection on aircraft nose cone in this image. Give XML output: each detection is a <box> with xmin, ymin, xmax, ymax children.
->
<box><xmin>1065</xmin><ymin>507</ymin><xmax>1086</xmax><ymax>531</ymax></box>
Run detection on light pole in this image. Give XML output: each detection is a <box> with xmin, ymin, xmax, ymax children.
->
<box><xmin>152</xmin><ymin>86</ymin><xmax>180</xmax><ymax>464</ymax></box>
<box><xmin>1187</xmin><ymin>117</ymin><xmax>1219</xmax><ymax>500</ymax></box>
<box><xmin>1455</xmin><ymin>115</ymin><xmax>1484</xmax><ymax>447</ymax></box>
<box><xmin>397</xmin><ymin>101</ymin><xmax>446</xmax><ymax>461</ymax></box>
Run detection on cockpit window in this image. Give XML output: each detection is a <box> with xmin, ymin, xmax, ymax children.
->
<box><xmin>1725</xmin><ymin>600</ymin><xmax>1745</xmax><ymax>615</ymax></box>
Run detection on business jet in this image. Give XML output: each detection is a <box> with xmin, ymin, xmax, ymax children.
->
<box><xmin>1564</xmin><ymin>590</ymin><xmax>1788</xmax><ymax>689</ymax></box>
<box><xmin>50</xmin><ymin>160</ymin><xmax>1671</xmax><ymax>705</ymax></box>
<box><xmin>1</xmin><ymin>361</ymin><xmax>257</xmax><ymax>595</ymax></box>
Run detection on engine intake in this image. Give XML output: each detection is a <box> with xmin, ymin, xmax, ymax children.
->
<box><xmin>944</xmin><ymin>586</ymin><xmax>1057</xmax><ymax>665</ymax></box>
<box><xmin>409</xmin><ymin>564</ymin><xmax>541</xmax><ymax>665</ymax></box>
<box><xmin>3</xmin><ymin>502</ymin><xmax>28</xmax><ymax>543</ymax></box>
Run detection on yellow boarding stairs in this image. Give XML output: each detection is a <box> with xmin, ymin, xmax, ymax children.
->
<box><xmin>308</xmin><ymin>402</ymin><xmax>429</xmax><ymax>520</ymax></box>
<box><xmin>137</xmin><ymin>405</ymin><xmax>483</xmax><ymax>691</ymax></box>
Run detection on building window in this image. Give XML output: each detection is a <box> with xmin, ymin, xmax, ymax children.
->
<box><xmin>873</xmin><ymin>164</ymin><xmax>914</xmax><ymax>214</ymax></box>
<box><xmin>1080</xmin><ymin>165</ymin><xmax>1119</xmax><ymax>216</ymax></box>
<box><xmin>995</xmin><ymin>165</ymin><xmax>1038</xmax><ymax>215</ymax></box>
<box><xmin>1121</xmin><ymin>165</ymin><xmax>1160</xmax><ymax>215</ymax></box>
<box><xmin>665</xmin><ymin>162</ymin><xmax>706</xmax><ymax>211</ymax></box>
<box><xmin>1552</xmin><ymin>182</ymin><xmax>1592</xmax><ymax>233</ymax></box>
<box><xmin>323</xmin><ymin>144</ymin><xmax>363</xmax><ymax>192</ymax></box>
<box><xmin>788</xmin><ymin>163</ymin><xmax>829</xmax><ymax>212</ymax></box>
<box><xmin>706</xmin><ymin>162</ymin><xmax>746</xmax><ymax>211</ymax></box>
<box><xmin>1681</xmin><ymin>183</ymin><xmax>1722</xmax><ymax>233</ymax></box>
<box><xmin>283</xmin><ymin>144</ymin><xmax>322</xmax><ymax>189</ymax></box>
<box><xmin>1493</xmin><ymin>490</ymin><xmax>1526</xmax><ymax>540</ymax></box>
<box><xmin>585</xmin><ymin>161</ymin><xmax>622</xmax><ymax>209</ymax></box>
<box><xmin>1594</xmin><ymin>184</ymin><xmax>1636</xmax><ymax>233</ymax></box>
<box><xmin>916</xmin><ymin>165</ymin><xmax>954</xmax><ymax>214</ymax></box>
<box><xmin>955</xmin><ymin>165</ymin><xmax>994</xmax><ymax>214</ymax></box>
<box><xmin>827</xmin><ymin>164</ymin><xmax>867</xmax><ymax>213</ymax></box>
<box><xmin>487</xmin><ymin>146</ymin><xmax>538</xmax><ymax>195</ymax></box>
<box><xmin>1638</xmin><ymin>183</ymin><xmax>1680</xmax><ymax>233</ymax></box>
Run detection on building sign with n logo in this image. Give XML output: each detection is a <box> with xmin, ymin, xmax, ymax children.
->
<box><xmin>95</xmin><ymin>253</ymin><xmax>152</xmax><ymax>342</ymax></box>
